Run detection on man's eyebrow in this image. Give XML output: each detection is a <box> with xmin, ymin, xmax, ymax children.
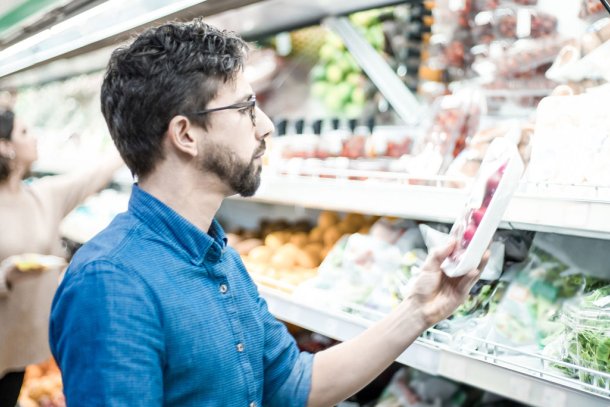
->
<box><xmin>234</xmin><ymin>93</ymin><xmax>255</xmax><ymax>103</ymax></box>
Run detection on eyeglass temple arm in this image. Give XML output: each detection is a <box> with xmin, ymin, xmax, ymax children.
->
<box><xmin>601</xmin><ymin>0</ymin><xmax>610</xmax><ymax>14</ymax></box>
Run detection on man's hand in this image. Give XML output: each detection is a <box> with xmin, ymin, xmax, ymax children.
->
<box><xmin>404</xmin><ymin>240</ymin><xmax>483</xmax><ymax>327</ymax></box>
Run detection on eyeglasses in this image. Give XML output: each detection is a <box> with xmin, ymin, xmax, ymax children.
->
<box><xmin>187</xmin><ymin>96</ymin><xmax>256</xmax><ymax>126</ymax></box>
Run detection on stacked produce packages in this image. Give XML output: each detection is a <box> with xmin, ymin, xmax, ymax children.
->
<box><xmin>294</xmin><ymin>219</ymin><xmax>426</xmax><ymax>318</ymax></box>
<box><xmin>550</xmin><ymin>286</ymin><xmax>610</xmax><ymax>390</ymax></box>
<box><xmin>486</xmin><ymin>243</ymin><xmax>605</xmax><ymax>352</ymax></box>
<box><xmin>526</xmin><ymin>88</ymin><xmax>610</xmax><ymax>188</ymax></box>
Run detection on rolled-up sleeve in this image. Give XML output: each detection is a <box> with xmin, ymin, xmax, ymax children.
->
<box><xmin>258</xmin><ymin>295</ymin><xmax>314</xmax><ymax>407</ymax></box>
<box><xmin>49</xmin><ymin>260</ymin><xmax>165</xmax><ymax>406</ymax></box>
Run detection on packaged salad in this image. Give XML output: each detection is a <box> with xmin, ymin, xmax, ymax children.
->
<box><xmin>561</xmin><ymin>286</ymin><xmax>610</xmax><ymax>389</ymax></box>
<box><xmin>442</xmin><ymin>137</ymin><xmax>523</xmax><ymax>277</ymax></box>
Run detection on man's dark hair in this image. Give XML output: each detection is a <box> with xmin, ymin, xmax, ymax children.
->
<box><xmin>0</xmin><ymin>109</ymin><xmax>15</xmax><ymax>182</ymax></box>
<box><xmin>101</xmin><ymin>19</ymin><xmax>248</xmax><ymax>178</ymax></box>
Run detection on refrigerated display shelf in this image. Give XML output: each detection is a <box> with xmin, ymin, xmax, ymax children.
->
<box><xmin>258</xmin><ymin>285</ymin><xmax>610</xmax><ymax>407</ymax></box>
<box><xmin>234</xmin><ymin>173</ymin><xmax>610</xmax><ymax>240</ymax></box>
<box><xmin>57</xmin><ymin>172</ymin><xmax>610</xmax><ymax>243</ymax></box>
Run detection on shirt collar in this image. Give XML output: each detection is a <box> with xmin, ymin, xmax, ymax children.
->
<box><xmin>128</xmin><ymin>184</ymin><xmax>227</xmax><ymax>265</ymax></box>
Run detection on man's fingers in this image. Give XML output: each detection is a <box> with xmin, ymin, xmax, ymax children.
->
<box><xmin>425</xmin><ymin>239</ymin><xmax>456</xmax><ymax>268</ymax></box>
<box><xmin>457</xmin><ymin>267</ymin><xmax>482</xmax><ymax>294</ymax></box>
<box><xmin>478</xmin><ymin>250</ymin><xmax>491</xmax><ymax>273</ymax></box>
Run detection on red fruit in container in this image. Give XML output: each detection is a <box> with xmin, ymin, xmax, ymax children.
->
<box><xmin>472</xmin><ymin>207</ymin><xmax>486</xmax><ymax>226</ymax></box>
<box><xmin>461</xmin><ymin>224</ymin><xmax>477</xmax><ymax>248</ymax></box>
<box><xmin>442</xmin><ymin>138</ymin><xmax>524</xmax><ymax>277</ymax></box>
<box><xmin>485</xmin><ymin>170</ymin><xmax>503</xmax><ymax>196</ymax></box>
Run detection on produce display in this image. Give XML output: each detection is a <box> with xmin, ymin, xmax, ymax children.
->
<box><xmin>230</xmin><ymin>211</ymin><xmax>377</xmax><ymax>291</ymax></box>
<box><xmin>273</xmin><ymin>122</ymin><xmax>413</xmax><ymax>162</ymax></box>
<box><xmin>409</xmin><ymin>89</ymin><xmax>484</xmax><ymax>175</ymax></box>
<box><xmin>310</xmin><ymin>4</ymin><xmax>426</xmax><ymax>116</ymax></box>
<box><xmin>472</xmin><ymin>8</ymin><xmax>557</xmax><ymax>43</ymax></box>
<box><xmin>310</xmin><ymin>9</ymin><xmax>385</xmax><ymax>116</ymax></box>
<box><xmin>473</xmin><ymin>36</ymin><xmax>569</xmax><ymax>77</ymax></box>
<box><xmin>487</xmin><ymin>246</ymin><xmax>606</xmax><ymax>350</ymax></box>
<box><xmin>527</xmin><ymin>87</ymin><xmax>610</xmax><ymax>187</ymax></box>
<box><xmin>557</xmin><ymin>286</ymin><xmax>610</xmax><ymax>389</ymax></box>
<box><xmin>294</xmin><ymin>218</ymin><xmax>426</xmax><ymax>316</ymax></box>
<box><xmin>19</xmin><ymin>359</ymin><xmax>65</xmax><ymax>407</ymax></box>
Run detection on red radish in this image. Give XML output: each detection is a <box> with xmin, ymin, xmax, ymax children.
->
<box><xmin>485</xmin><ymin>171</ymin><xmax>503</xmax><ymax>196</ymax></box>
<box><xmin>461</xmin><ymin>224</ymin><xmax>477</xmax><ymax>248</ymax></box>
<box><xmin>472</xmin><ymin>207</ymin><xmax>486</xmax><ymax>226</ymax></box>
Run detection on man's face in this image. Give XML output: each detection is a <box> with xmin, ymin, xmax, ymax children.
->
<box><xmin>196</xmin><ymin>71</ymin><xmax>273</xmax><ymax>197</ymax></box>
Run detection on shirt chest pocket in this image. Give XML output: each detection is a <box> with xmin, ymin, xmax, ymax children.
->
<box><xmin>165</xmin><ymin>304</ymin><xmax>244</xmax><ymax>382</ymax></box>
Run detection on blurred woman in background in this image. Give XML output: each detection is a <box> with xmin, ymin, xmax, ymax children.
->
<box><xmin>0</xmin><ymin>109</ymin><xmax>123</xmax><ymax>407</ymax></box>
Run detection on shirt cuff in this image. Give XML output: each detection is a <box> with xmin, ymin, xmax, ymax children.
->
<box><xmin>266</xmin><ymin>352</ymin><xmax>314</xmax><ymax>407</ymax></box>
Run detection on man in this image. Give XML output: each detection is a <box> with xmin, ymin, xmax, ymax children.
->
<box><xmin>50</xmin><ymin>19</ymin><xmax>481</xmax><ymax>406</ymax></box>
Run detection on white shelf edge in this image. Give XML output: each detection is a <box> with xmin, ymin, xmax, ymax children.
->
<box><xmin>230</xmin><ymin>175</ymin><xmax>610</xmax><ymax>240</ymax></box>
<box><xmin>259</xmin><ymin>285</ymin><xmax>610</xmax><ymax>407</ymax></box>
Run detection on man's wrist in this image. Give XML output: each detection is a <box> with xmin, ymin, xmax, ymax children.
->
<box><xmin>396</xmin><ymin>298</ymin><xmax>429</xmax><ymax>335</ymax></box>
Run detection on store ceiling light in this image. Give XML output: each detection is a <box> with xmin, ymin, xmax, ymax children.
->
<box><xmin>0</xmin><ymin>0</ymin><xmax>209</xmax><ymax>79</ymax></box>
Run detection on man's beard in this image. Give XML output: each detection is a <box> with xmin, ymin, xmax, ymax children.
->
<box><xmin>199</xmin><ymin>141</ymin><xmax>264</xmax><ymax>197</ymax></box>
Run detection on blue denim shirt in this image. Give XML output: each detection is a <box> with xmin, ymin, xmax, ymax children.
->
<box><xmin>50</xmin><ymin>185</ymin><xmax>313</xmax><ymax>406</ymax></box>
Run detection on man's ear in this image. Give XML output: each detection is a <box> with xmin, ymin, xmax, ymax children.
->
<box><xmin>167</xmin><ymin>115</ymin><xmax>198</xmax><ymax>158</ymax></box>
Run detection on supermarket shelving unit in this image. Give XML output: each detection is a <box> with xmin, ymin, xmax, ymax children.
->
<box><xmin>4</xmin><ymin>0</ymin><xmax>610</xmax><ymax>405</ymax></box>
<box><xmin>261</xmin><ymin>285</ymin><xmax>610</xmax><ymax>407</ymax></box>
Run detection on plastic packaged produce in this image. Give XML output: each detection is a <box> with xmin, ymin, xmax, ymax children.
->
<box><xmin>410</xmin><ymin>89</ymin><xmax>485</xmax><ymax>175</ymax></box>
<box><xmin>473</xmin><ymin>36</ymin><xmax>568</xmax><ymax>78</ymax></box>
<box><xmin>547</xmin><ymin>19</ymin><xmax>610</xmax><ymax>83</ymax></box>
<box><xmin>446</xmin><ymin>121</ymin><xmax>535</xmax><ymax>179</ymax></box>
<box><xmin>441</xmin><ymin>137</ymin><xmax>523</xmax><ymax>278</ymax></box>
<box><xmin>375</xmin><ymin>367</ymin><xmax>489</xmax><ymax>407</ymax></box>
<box><xmin>579</xmin><ymin>0</ymin><xmax>608</xmax><ymax>20</ymax></box>
<box><xmin>480</xmin><ymin>74</ymin><xmax>556</xmax><ymax>113</ymax></box>
<box><xmin>527</xmin><ymin>88</ymin><xmax>610</xmax><ymax>187</ymax></box>
<box><xmin>295</xmin><ymin>220</ymin><xmax>426</xmax><ymax>317</ymax></box>
<box><xmin>472</xmin><ymin>8</ymin><xmax>557</xmax><ymax>44</ymax></box>
<box><xmin>474</xmin><ymin>0</ymin><xmax>537</xmax><ymax>10</ymax></box>
<box><xmin>487</xmin><ymin>244</ymin><xmax>606</xmax><ymax>350</ymax></box>
<box><xmin>561</xmin><ymin>286</ymin><xmax>610</xmax><ymax>389</ymax></box>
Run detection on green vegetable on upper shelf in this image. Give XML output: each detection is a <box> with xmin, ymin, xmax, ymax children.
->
<box><xmin>309</xmin><ymin>8</ymin><xmax>390</xmax><ymax>116</ymax></box>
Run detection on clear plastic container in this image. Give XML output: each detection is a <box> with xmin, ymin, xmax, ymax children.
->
<box><xmin>411</xmin><ymin>89</ymin><xmax>485</xmax><ymax>175</ymax></box>
<box><xmin>474</xmin><ymin>0</ymin><xmax>538</xmax><ymax>11</ymax></box>
<box><xmin>562</xmin><ymin>286</ymin><xmax>610</xmax><ymax>389</ymax></box>
<box><xmin>473</xmin><ymin>36</ymin><xmax>568</xmax><ymax>77</ymax></box>
<box><xmin>472</xmin><ymin>8</ymin><xmax>557</xmax><ymax>44</ymax></box>
<box><xmin>441</xmin><ymin>137</ymin><xmax>524</xmax><ymax>277</ymax></box>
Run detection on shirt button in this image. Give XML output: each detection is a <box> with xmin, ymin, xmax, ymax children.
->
<box><xmin>219</xmin><ymin>284</ymin><xmax>228</xmax><ymax>294</ymax></box>
<box><xmin>236</xmin><ymin>343</ymin><xmax>244</xmax><ymax>352</ymax></box>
